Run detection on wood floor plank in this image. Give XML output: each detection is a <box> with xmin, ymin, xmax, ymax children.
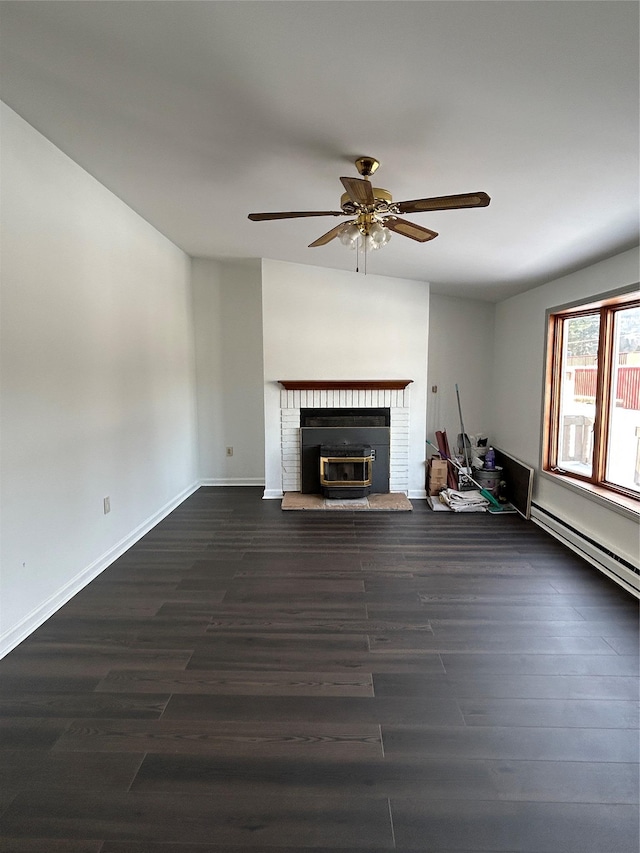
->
<box><xmin>0</xmin><ymin>646</ymin><xmax>192</xmax><ymax>678</ymax></box>
<box><xmin>390</xmin><ymin>798</ymin><xmax>639</xmax><ymax>852</ymax></box>
<box><xmin>0</xmin><ymin>692</ymin><xmax>169</xmax><ymax>719</ymax></box>
<box><xmin>128</xmin><ymin>752</ymin><xmax>638</xmax><ymax>804</ymax></box>
<box><xmin>158</xmin><ymin>603</ymin><xmax>369</xmax><ymax>621</ymax></box>
<box><xmin>459</xmin><ymin>696</ymin><xmax>639</xmax><ymax>728</ymax></box>
<box><xmin>0</xmin><ymin>718</ymin><xmax>70</xmax><ymax>749</ymax></box>
<box><xmin>367</xmin><ymin>632</ymin><xmax>618</xmax><ymax>655</ymax></box>
<box><xmin>95</xmin><ymin>669</ymin><xmax>374</xmax><ymax>696</ymax></box>
<box><xmin>162</xmin><ymin>694</ymin><xmax>465</xmax><ymax>725</ymax></box>
<box><xmin>186</xmin><ymin>649</ymin><xmax>446</xmax><ymax>673</ymax></box>
<box><xmin>429</xmin><ymin>619</ymin><xmax>638</xmax><ymax>639</ymax></box>
<box><xmin>205</xmin><ymin>617</ymin><xmax>433</xmax><ymax>633</ymax></box>
<box><xmin>381</xmin><ymin>724</ymin><xmax>639</xmax><ymax>763</ymax></box>
<box><xmin>0</xmin><ymin>749</ymin><xmax>144</xmax><ymax>793</ymax></box>
<box><xmin>374</xmin><ymin>671</ymin><xmax>640</xmax><ymax>700</ymax></box>
<box><xmin>440</xmin><ymin>652</ymin><xmax>640</xmax><ymax>676</ymax></box>
<box><xmin>0</xmin><ymin>841</ymin><xmax>103</xmax><ymax>852</ymax></box>
<box><xmin>1</xmin><ymin>790</ymin><xmax>395</xmax><ymax>847</ymax></box>
<box><xmin>129</xmin><ymin>752</ymin><xmax>497</xmax><ymax>799</ymax></box>
<box><xmin>52</xmin><ymin>719</ymin><xmax>384</xmax><ymax>758</ymax></box>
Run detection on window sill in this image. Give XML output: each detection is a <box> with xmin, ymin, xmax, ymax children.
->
<box><xmin>540</xmin><ymin>469</ymin><xmax>640</xmax><ymax>521</ymax></box>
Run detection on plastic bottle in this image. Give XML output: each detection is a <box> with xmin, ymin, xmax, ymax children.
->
<box><xmin>484</xmin><ymin>447</ymin><xmax>496</xmax><ymax>470</ymax></box>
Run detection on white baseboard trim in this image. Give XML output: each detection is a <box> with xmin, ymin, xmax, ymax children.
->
<box><xmin>200</xmin><ymin>478</ymin><xmax>265</xmax><ymax>487</ymax></box>
<box><xmin>408</xmin><ymin>489</ymin><xmax>428</xmax><ymax>500</ymax></box>
<box><xmin>0</xmin><ymin>481</ymin><xmax>200</xmax><ymax>659</ymax></box>
<box><xmin>263</xmin><ymin>489</ymin><xmax>284</xmax><ymax>500</ymax></box>
<box><xmin>531</xmin><ymin>505</ymin><xmax>639</xmax><ymax>598</ymax></box>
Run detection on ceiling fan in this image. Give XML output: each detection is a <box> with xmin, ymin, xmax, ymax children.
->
<box><xmin>248</xmin><ymin>157</ymin><xmax>490</xmax><ymax>252</ymax></box>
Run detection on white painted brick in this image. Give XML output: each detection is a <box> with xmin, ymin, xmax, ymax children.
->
<box><xmin>278</xmin><ymin>383</ymin><xmax>412</xmax><ymax>494</ymax></box>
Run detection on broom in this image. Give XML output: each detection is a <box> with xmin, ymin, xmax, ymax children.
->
<box><xmin>426</xmin><ymin>438</ymin><xmax>503</xmax><ymax>510</ymax></box>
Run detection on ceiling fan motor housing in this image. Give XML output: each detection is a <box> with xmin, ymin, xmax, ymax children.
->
<box><xmin>340</xmin><ymin>187</ymin><xmax>394</xmax><ymax>215</ymax></box>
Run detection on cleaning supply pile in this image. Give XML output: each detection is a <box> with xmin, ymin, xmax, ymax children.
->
<box><xmin>426</xmin><ymin>384</ymin><xmax>516</xmax><ymax>514</ymax></box>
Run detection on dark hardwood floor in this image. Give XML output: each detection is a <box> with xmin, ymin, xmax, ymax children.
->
<box><xmin>1</xmin><ymin>486</ymin><xmax>638</xmax><ymax>852</ymax></box>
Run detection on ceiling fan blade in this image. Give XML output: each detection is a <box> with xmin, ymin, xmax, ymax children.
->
<box><xmin>308</xmin><ymin>222</ymin><xmax>351</xmax><ymax>247</ymax></box>
<box><xmin>395</xmin><ymin>192</ymin><xmax>490</xmax><ymax>215</ymax></box>
<box><xmin>384</xmin><ymin>218</ymin><xmax>438</xmax><ymax>242</ymax></box>
<box><xmin>248</xmin><ymin>210</ymin><xmax>342</xmax><ymax>221</ymax></box>
<box><xmin>340</xmin><ymin>176</ymin><xmax>375</xmax><ymax>206</ymax></box>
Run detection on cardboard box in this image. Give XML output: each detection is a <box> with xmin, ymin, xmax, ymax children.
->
<box><xmin>428</xmin><ymin>457</ymin><xmax>448</xmax><ymax>495</ymax></box>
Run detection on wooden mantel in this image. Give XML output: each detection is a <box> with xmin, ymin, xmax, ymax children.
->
<box><xmin>278</xmin><ymin>380</ymin><xmax>413</xmax><ymax>391</ymax></box>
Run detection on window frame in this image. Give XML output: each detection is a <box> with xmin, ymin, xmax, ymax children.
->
<box><xmin>543</xmin><ymin>287</ymin><xmax>640</xmax><ymax>504</ymax></box>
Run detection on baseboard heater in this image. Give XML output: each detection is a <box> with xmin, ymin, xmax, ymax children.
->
<box><xmin>531</xmin><ymin>503</ymin><xmax>639</xmax><ymax>597</ymax></box>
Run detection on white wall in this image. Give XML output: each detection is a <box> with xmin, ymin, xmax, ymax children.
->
<box><xmin>491</xmin><ymin>248</ymin><xmax>639</xmax><ymax>569</ymax></box>
<box><xmin>427</xmin><ymin>294</ymin><xmax>495</xmax><ymax>451</ymax></box>
<box><xmin>261</xmin><ymin>259</ymin><xmax>429</xmax><ymax>497</ymax></box>
<box><xmin>0</xmin><ymin>104</ymin><xmax>198</xmax><ymax>655</ymax></box>
<box><xmin>192</xmin><ymin>258</ymin><xmax>265</xmax><ymax>485</ymax></box>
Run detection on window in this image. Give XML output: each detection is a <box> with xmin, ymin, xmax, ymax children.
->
<box><xmin>544</xmin><ymin>289</ymin><xmax>640</xmax><ymax>502</ymax></box>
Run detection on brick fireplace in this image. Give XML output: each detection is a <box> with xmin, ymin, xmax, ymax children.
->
<box><xmin>278</xmin><ymin>380</ymin><xmax>412</xmax><ymax>495</ymax></box>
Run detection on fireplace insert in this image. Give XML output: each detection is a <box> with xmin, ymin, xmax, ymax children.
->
<box><xmin>319</xmin><ymin>444</ymin><xmax>373</xmax><ymax>499</ymax></box>
<box><xmin>300</xmin><ymin>408</ymin><xmax>390</xmax><ymax>496</ymax></box>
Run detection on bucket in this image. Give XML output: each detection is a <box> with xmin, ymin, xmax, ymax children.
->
<box><xmin>473</xmin><ymin>466</ymin><xmax>502</xmax><ymax>496</ymax></box>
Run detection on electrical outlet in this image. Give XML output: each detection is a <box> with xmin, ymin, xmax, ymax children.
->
<box><xmin>103</xmin><ymin>496</ymin><xmax>111</xmax><ymax>514</ymax></box>
<box><xmin>226</xmin><ymin>446</ymin><xmax>233</xmax><ymax>457</ymax></box>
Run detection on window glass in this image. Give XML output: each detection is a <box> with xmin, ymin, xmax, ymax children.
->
<box><xmin>606</xmin><ymin>305</ymin><xmax>640</xmax><ymax>493</ymax></box>
<box><xmin>557</xmin><ymin>313</ymin><xmax>600</xmax><ymax>477</ymax></box>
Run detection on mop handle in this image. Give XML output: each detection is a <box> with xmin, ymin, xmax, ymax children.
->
<box><xmin>455</xmin><ymin>383</ymin><xmax>472</xmax><ymax>472</ymax></box>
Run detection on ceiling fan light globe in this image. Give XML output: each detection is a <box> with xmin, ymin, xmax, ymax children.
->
<box><xmin>339</xmin><ymin>223</ymin><xmax>360</xmax><ymax>247</ymax></box>
<box><xmin>369</xmin><ymin>222</ymin><xmax>389</xmax><ymax>247</ymax></box>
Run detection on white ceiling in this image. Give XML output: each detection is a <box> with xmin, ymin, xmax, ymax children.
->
<box><xmin>1</xmin><ymin>1</ymin><xmax>638</xmax><ymax>300</ymax></box>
